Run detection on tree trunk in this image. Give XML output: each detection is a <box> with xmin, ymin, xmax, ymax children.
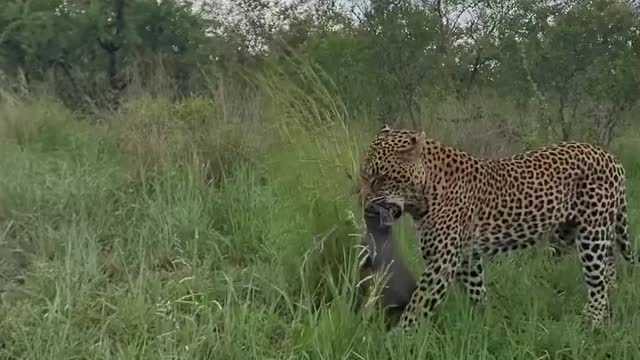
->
<box><xmin>98</xmin><ymin>0</ymin><xmax>127</xmax><ymax>108</ymax></box>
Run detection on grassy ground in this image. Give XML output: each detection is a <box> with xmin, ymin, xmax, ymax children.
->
<box><xmin>1</xmin><ymin>91</ymin><xmax>640</xmax><ymax>360</ymax></box>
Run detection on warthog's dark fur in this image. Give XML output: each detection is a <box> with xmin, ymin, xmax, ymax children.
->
<box><xmin>357</xmin><ymin>204</ymin><xmax>417</xmax><ymax>326</ymax></box>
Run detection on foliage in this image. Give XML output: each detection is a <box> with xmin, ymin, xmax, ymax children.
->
<box><xmin>0</xmin><ymin>0</ymin><xmax>221</xmax><ymax>107</ymax></box>
<box><xmin>2</xmin><ymin>0</ymin><xmax>638</xmax><ymax>142</ymax></box>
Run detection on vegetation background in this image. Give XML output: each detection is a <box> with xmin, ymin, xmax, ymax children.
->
<box><xmin>1</xmin><ymin>0</ymin><xmax>640</xmax><ymax>358</ymax></box>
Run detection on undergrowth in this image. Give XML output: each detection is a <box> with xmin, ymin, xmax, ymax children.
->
<box><xmin>0</xmin><ymin>78</ymin><xmax>639</xmax><ymax>359</ymax></box>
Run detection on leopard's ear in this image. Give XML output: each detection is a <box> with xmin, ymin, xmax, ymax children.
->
<box><xmin>399</xmin><ymin>131</ymin><xmax>426</xmax><ymax>161</ymax></box>
<box><xmin>377</xmin><ymin>124</ymin><xmax>392</xmax><ymax>136</ymax></box>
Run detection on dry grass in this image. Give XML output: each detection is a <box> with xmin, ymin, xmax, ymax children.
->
<box><xmin>111</xmin><ymin>94</ymin><xmax>268</xmax><ymax>185</ymax></box>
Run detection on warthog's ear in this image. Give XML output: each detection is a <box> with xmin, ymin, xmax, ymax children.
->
<box><xmin>377</xmin><ymin>124</ymin><xmax>392</xmax><ymax>137</ymax></box>
<box><xmin>399</xmin><ymin>131</ymin><xmax>426</xmax><ymax>161</ymax></box>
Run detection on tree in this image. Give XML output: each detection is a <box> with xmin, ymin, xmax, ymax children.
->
<box><xmin>524</xmin><ymin>0</ymin><xmax>640</xmax><ymax>143</ymax></box>
<box><xmin>0</xmin><ymin>0</ymin><xmax>218</xmax><ymax>108</ymax></box>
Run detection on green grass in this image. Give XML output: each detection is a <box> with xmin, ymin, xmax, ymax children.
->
<box><xmin>1</xmin><ymin>92</ymin><xmax>640</xmax><ymax>360</ymax></box>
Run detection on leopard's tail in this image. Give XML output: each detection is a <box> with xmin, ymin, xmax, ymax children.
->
<box><xmin>614</xmin><ymin>187</ymin><xmax>636</xmax><ymax>264</ymax></box>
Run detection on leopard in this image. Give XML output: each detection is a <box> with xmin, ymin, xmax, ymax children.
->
<box><xmin>357</xmin><ymin>124</ymin><xmax>636</xmax><ymax>331</ymax></box>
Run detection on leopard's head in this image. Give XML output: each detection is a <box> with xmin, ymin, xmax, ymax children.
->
<box><xmin>358</xmin><ymin>125</ymin><xmax>427</xmax><ymax>224</ymax></box>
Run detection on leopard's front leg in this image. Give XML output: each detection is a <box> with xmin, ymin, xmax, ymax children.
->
<box><xmin>398</xmin><ymin>221</ymin><xmax>463</xmax><ymax>330</ymax></box>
